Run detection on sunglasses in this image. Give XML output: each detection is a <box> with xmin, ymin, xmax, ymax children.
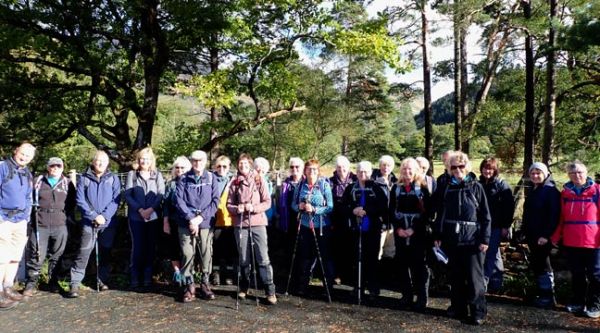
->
<box><xmin>289</xmin><ymin>165</ymin><xmax>300</xmax><ymax>169</ymax></box>
<box><xmin>450</xmin><ymin>165</ymin><xmax>466</xmax><ymax>170</ymax></box>
<box><xmin>216</xmin><ymin>165</ymin><xmax>229</xmax><ymax>169</ymax></box>
<box><xmin>174</xmin><ymin>166</ymin><xmax>186</xmax><ymax>170</ymax></box>
<box><xmin>49</xmin><ymin>164</ymin><xmax>63</xmax><ymax>168</ymax></box>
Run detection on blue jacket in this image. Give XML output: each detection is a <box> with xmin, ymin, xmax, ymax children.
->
<box><xmin>0</xmin><ymin>158</ymin><xmax>33</xmax><ymax>223</ymax></box>
<box><xmin>291</xmin><ymin>177</ymin><xmax>333</xmax><ymax>228</ymax></box>
<box><xmin>175</xmin><ymin>169</ymin><xmax>220</xmax><ymax>229</ymax></box>
<box><xmin>76</xmin><ymin>167</ymin><xmax>122</xmax><ymax>229</ymax></box>
<box><xmin>125</xmin><ymin>170</ymin><xmax>165</xmax><ymax>222</ymax></box>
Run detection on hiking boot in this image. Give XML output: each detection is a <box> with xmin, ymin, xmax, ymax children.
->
<box><xmin>413</xmin><ymin>297</ymin><xmax>428</xmax><ymax>312</ymax></box>
<box><xmin>99</xmin><ymin>283</ymin><xmax>109</xmax><ymax>292</ymax></box>
<box><xmin>66</xmin><ymin>286</ymin><xmax>79</xmax><ymax>298</ymax></box>
<box><xmin>182</xmin><ymin>284</ymin><xmax>195</xmax><ymax>303</ymax></box>
<box><xmin>200</xmin><ymin>282</ymin><xmax>215</xmax><ymax>300</ymax></box>
<box><xmin>584</xmin><ymin>307</ymin><xmax>600</xmax><ymax>319</ymax></box>
<box><xmin>267</xmin><ymin>294</ymin><xmax>277</xmax><ymax>305</ymax></box>
<box><xmin>447</xmin><ymin>305</ymin><xmax>467</xmax><ymax>319</ymax></box>
<box><xmin>566</xmin><ymin>304</ymin><xmax>584</xmax><ymax>314</ymax></box>
<box><xmin>4</xmin><ymin>287</ymin><xmax>24</xmax><ymax>301</ymax></box>
<box><xmin>398</xmin><ymin>295</ymin><xmax>413</xmax><ymax>308</ymax></box>
<box><xmin>211</xmin><ymin>272</ymin><xmax>221</xmax><ymax>286</ymax></box>
<box><xmin>0</xmin><ymin>293</ymin><xmax>18</xmax><ymax>310</ymax></box>
<box><xmin>22</xmin><ymin>284</ymin><xmax>36</xmax><ymax>297</ymax></box>
<box><xmin>534</xmin><ymin>295</ymin><xmax>556</xmax><ymax>309</ymax></box>
<box><xmin>224</xmin><ymin>278</ymin><xmax>233</xmax><ymax>285</ymax></box>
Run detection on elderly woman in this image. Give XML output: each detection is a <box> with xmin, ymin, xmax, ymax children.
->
<box><xmin>291</xmin><ymin>159</ymin><xmax>334</xmax><ymax>299</ymax></box>
<box><xmin>278</xmin><ymin>157</ymin><xmax>305</xmax><ymax>234</ymax></box>
<box><xmin>125</xmin><ymin>147</ymin><xmax>165</xmax><ymax>291</ymax></box>
<box><xmin>330</xmin><ymin>155</ymin><xmax>357</xmax><ymax>285</ymax></box>
<box><xmin>342</xmin><ymin>161</ymin><xmax>387</xmax><ymax>301</ymax></box>
<box><xmin>521</xmin><ymin>162</ymin><xmax>560</xmax><ymax>308</ymax></box>
<box><xmin>211</xmin><ymin>155</ymin><xmax>234</xmax><ymax>286</ymax></box>
<box><xmin>416</xmin><ymin>156</ymin><xmax>436</xmax><ymax>194</ymax></box>
<box><xmin>433</xmin><ymin>152</ymin><xmax>491</xmax><ymax>325</ymax></box>
<box><xmin>551</xmin><ymin>161</ymin><xmax>600</xmax><ymax>318</ymax></box>
<box><xmin>227</xmin><ymin>153</ymin><xmax>277</xmax><ymax>305</ymax></box>
<box><xmin>254</xmin><ymin>157</ymin><xmax>275</xmax><ymax>225</ymax></box>
<box><xmin>389</xmin><ymin>158</ymin><xmax>430</xmax><ymax>311</ymax></box>
<box><xmin>479</xmin><ymin>158</ymin><xmax>514</xmax><ymax>293</ymax></box>
<box><xmin>162</xmin><ymin>156</ymin><xmax>191</xmax><ymax>287</ymax></box>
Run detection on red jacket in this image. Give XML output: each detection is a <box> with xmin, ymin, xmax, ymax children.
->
<box><xmin>551</xmin><ymin>180</ymin><xmax>600</xmax><ymax>248</ymax></box>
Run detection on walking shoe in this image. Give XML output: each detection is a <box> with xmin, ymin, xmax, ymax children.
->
<box><xmin>533</xmin><ymin>295</ymin><xmax>556</xmax><ymax>309</ymax></box>
<box><xmin>413</xmin><ymin>297</ymin><xmax>428</xmax><ymax>312</ymax></box>
<box><xmin>200</xmin><ymin>282</ymin><xmax>216</xmax><ymax>300</ymax></box>
<box><xmin>470</xmin><ymin>317</ymin><xmax>486</xmax><ymax>326</ymax></box>
<box><xmin>66</xmin><ymin>286</ymin><xmax>79</xmax><ymax>298</ymax></box>
<box><xmin>22</xmin><ymin>284</ymin><xmax>36</xmax><ymax>297</ymax></box>
<box><xmin>565</xmin><ymin>304</ymin><xmax>584</xmax><ymax>314</ymax></box>
<box><xmin>99</xmin><ymin>283</ymin><xmax>109</xmax><ymax>292</ymax></box>
<box><xmin>584</xmin><ymin>307</ymin><xmax>600</xmax><ymax>319</ymax></box>
<box><xmin>238</xmin><ymin>290</ymin><xmax>248</xmax><ymax>300</ymax></box>
<box><xmin>4</xmin><ymin>287</ymin><xmax>24</xmax><ymax>301</ymax></box>
<box><xmin>0</xmin><ymin>294</ymin><xmax>18</xmax><ymax>310</ymax></box>
<box><xmin>398</xmin><ymin>295</ymin><xmax>413</xmax><ymax>308</ymax></box>
<box><xmin>267</xmin><ymin>294</ymin><xmax>277</xmax><ymax>305</ymax></box>
<box><xmin>182</xmin><ymin>284</ymin><xmax>195</xmax><ymax>303</ymax></box>
<box><xmin>224</xmin><ymin>278</ymin><xmax>234</xmax><ymax>285</ymax></box>
<box><xmin>447</xmin><ymin>305</ymin><xmax>467</xmax><ymax>319</ymax></box>
<box><xmin>211</xmin><ymin>272</ymin><xmax>221</xmax><ymax>286</ymax></box>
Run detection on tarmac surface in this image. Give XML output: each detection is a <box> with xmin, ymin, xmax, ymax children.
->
<box><xmin>3</xmin><ymin>284</ymin><xmax>598</xmax><ymax>333</ymax></box>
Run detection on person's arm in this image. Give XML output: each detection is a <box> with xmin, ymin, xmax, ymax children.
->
<box><xmin>544</xmin><ymin>187</ymin><xmax>562</xmax><ymax>239</ymax></box>
<box><xmin>314</xmin><ymin>181</ymin><xmax>333</xmax><ymax>215</ymax></box>
<box><xmin>252</xmin><ymin>176</ymin><xmax>272</xmax><ymax>213</ymax></box>
<box><xmin>148</xmin><ymin>171</ymin><xmax>165</xmax><ymax>212</ymax></box>
<box><xmin>175</xmin><ymin>176</ymin><xmax>195</xmax><ymax>222</ymax></box>
<box><xmin>199</xmin><ymin>174</ymin><xmax>220</xmax><ymax>221</ymax></box>
<box><xmin>76</xmin><ymin>177</ymin><xmax>99</xmax><ymax>222</ymax></box>
<box><xmin>500</xmin><ymin>181</ymin><xmax>515</xmax><ymax>230</ymax></box>
<box><xmin>100</xmin><ymin>174</ymin><xmax>122</xmax><ymax>221</ymax></box>
<box><xmin>65</xmin><ymin>180</ymin><xmax>77</xmax><ymax>222</ymax></box>
<box><xmin>476</xmin><ymin>184</ymin><xmax>492</xmax><ymax>246</ymax></box>
<box><xmin>124</xmin><ymin>171</ymin><xmax>142</xmax><ymax>212</ymax></box>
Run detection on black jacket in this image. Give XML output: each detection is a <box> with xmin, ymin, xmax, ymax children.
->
<box><xmin>389</xmin><ymin>181</ymin><xmax>430</xmax><ymax>235</ymax></box>
<box><xmin>522</xmin><ymin>175</ymin><xmax>561</xmax><ymax>240</ymax></box>
<box><xmin>479</xmin><ymin>176</ymin><xmax>515</xmax><ymax>229</ymax></box>
<box><xmin>433</xmin><ymin>173</ymin><xmax>491</xmax><ymax>246</ymax></box>
<box><xmin>342</xmin><ymin>180</ymin><xmax>388</xmax><ymax>233</ymax></box>
<box><xmin>34</xmin><ymin>175</ymin><xmax>76</xmax><ymax>227</ymax></box>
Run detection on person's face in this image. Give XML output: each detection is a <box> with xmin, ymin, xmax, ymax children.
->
<box><xmin>529</xmin><ymin>169</ymin><xmax>545</xmax><ymax>185</ymax></box>
<box><xmin>138</xmin><ymin>153</ymin><xmax>152</xmax><ymax>171</ymax></box>
<box><xmin>238</xmin><ymin>159</ymin><xmax>251</xmax><ymax>175</ymax></box>
<box><xmin>417</xmin><ymin>162</ymin><xmax>428</xmax><ymax>175</ymax></box>
<box><xmin>380</xmin><ymin>161</ymin><xmax>393</xmax><ymax>176</ymax></box>
<box><xmin>450</xmin><ymin>160</ymin><xmax>467</xmax><ymax>181</ymax></box>
<box><xmin>93</xmin><ymin>154</ymin><xmax>109</xmax><ymax>174</ymax></box>
<box><xmin>289</xmin><ymin>162</ymin><xmax>302</xmax><ymax>178</ymax></box>
<box><xmin>357</xmin><ymin>169</ymin><xmax>370</xmax><ymax>182</ymax></box>
<box><xmin>255</xmin><ymin>165</ymin><xmax>265</xmax><ymax>176</ymax></box>
<box><xmin>568</xmin><ymin>167</ymin><xmax>587</xmax><ymax>186</ymax></box>
<box><xmin>305</xmin><ymin>164</ymin><xmax>319</xmax><ymax>180</ymax></box>
<box><xmin>191</xmin><ymin>157</ymin><xmax>206</xmax><ymax>173</ymax></box>
<box><xmin>481</xmin><ymin>166</ymin><xmax>495</xmax><ymax>180</ymax></box>
<box><xmin>214</xmin><ymin>161</ymin><xmax>230</xmax><ymax>176</ymax></box>
<box><xmin>173</xmin><ymin>164</ymin><xmax>188</xmax><ymax>177</ymax></box>
<box><xmin>14</xmin><ymin>146</ymin><xmax>35</xmax><ymax>167</ymax></box>
<box><xmin>336</xmin><ymin>163</ymin><xmax>349</xmax><ymax>178</ymax></box>
<box><xmin>47</xmin><ymin>163</ymin><xmax>63</xmax><ymax>178</ymax></box>
<box><xmin>400</xmin><ymin>164</ymin><xmax>415</xmax><ymax>182</ymax></box>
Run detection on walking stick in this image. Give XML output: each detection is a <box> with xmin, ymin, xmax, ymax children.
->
<box><xmin>284</xmin><ymin>213</ymin><xmax>302</xmax><ymax>296</ymax></box>
<box><xmin>309</xmin><ymin>214</ymin><xmax>332</xmax><ymax>303</ymax></box>
<box><xmin>32</xmin><ymin>182</ymin><xmax>40</xmax><ymax>261</ymax></box>
<box><xmin>236</xmin><ymin>210</ymin><xmax>244</xmax><ymax>310</ymax></box>
<box><xmin>356</xmin><ymin>216</ymin><xmax>363</xmax><ymax>306</ymax></box>
<box><xmin>94</xmin><ymin>226</ymin><xmax>100</xmax><ymax>293</ymax></box>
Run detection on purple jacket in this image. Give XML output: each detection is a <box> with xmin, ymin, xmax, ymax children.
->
<box><xmin>0</xmin><ymin>158</ymin><xmax>33</xmax><ymax>223</ymax></box>
<box><xmin>76</xmin><ymin>167</ymin><xmax>122</xmax><ymax>229</ymax></box>
<box><xmin>277</xmin><ymin>175</ymin><xmax>304</xmax><ymax>232</ymax></box>
<box><xmin>175</xmin><ymin>169</ymin><xmax>220</xmax><ymax>229</ymax></box>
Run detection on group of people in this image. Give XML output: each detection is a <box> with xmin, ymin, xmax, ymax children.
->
<box><xmin>0</xmin><ymin>142</ymin><xmax>598</xmax><ymax>325</ymax></box>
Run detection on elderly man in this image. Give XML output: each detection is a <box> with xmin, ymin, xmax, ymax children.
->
<box><xmin>0</xmin><ymin>142</ymin><xmax>36</xmax><ymax>309</ymax></box>
<box><xmin>176</xmin><ymin>150</ymin><xmax>220</xmax><ymax>302</ymax></box>
<box><xmin>68</xmin><ymin>150</ymin><xmax>121</xmax><ymax>298</ymax></box>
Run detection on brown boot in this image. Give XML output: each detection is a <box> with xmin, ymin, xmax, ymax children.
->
<box><xmin>200</xmin><ymin>282</ymin><xmax>215</xmax><ymax>300</ymax></box>
<box><xmin>182</xmin><ymin>284</ymin><xmax>195</xmax><ymax>303</ymax></box>
<box><xmin>0</xmin><ymin>293</ymin><xmax>18</xmax><ymax>310</ymax></box>
<box><xmin>4</xmin><ymin>287</ymin><xmax>24</xmax><ymax>301</ymax></box>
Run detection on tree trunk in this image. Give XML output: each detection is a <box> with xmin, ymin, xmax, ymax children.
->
<box><xmin>421</xmin><ymin>0</ymin><xmax>434</xmax><ymax>174</ymax></box>
<box><xmin>522</xmin><ymin>0</ymin><xmax>535</xmax><ymax>176</ymax></box>
<box><xmin>541</xmin><ymin>0</ymin><xmax>557</xmax><ymax>164</ymax></box>
<box><xmin>459</xmin><ymin>22</ymin><xmax>469</xmax><ymax>153</ymax></box>
<box><xmin>453</xmin><ymin>4</ymin><xmax>462</xmax><ymax>152</ymax></box>
<box><xmin>209</xmin><ymin>39</ymin><xmax>220</xmax><ymax>160</ymax></box>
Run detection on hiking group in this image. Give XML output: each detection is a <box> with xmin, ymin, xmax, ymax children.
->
<box><xmin>1</xmin><ymin>142</ymin><xmax>599</xmax><ymax>325</ymax></box>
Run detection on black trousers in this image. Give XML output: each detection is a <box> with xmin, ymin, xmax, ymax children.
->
<box><xmin>296</xmin><ymin>225</ymin><xmax>334</xmax><ymax>292</ymax></box>
<box><xmin>25</xmin><ymin>224</ymin><xmax>68</xmax><ymax>285</ymax></box>
<box><xmin>447</xmin><ymin>245</ymin><xmax>487</xmax><ymax>319</ymax></box>
<box><xmin>395</xmin><ymin>235</ymin><xmax>430</xmax><ymax>299</ymax></box>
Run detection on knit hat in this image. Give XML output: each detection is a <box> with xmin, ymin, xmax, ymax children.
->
<box><xmin>528</xmin><ymin>162</ymin><xmax>549</xmax><ymax>178</ymax></box>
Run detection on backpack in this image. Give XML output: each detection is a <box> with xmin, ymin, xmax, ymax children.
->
<box><xmin>0</xmin><ymin>160</ymin><xmax>33</xmax><ymax>200</ymax></box>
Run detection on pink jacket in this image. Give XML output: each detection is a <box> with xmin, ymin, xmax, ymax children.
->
<box><xmin>226</xmin><ymin>171</ymin><xmax>271</xmax><ymax>227</ymax></box>
<box><xmin>551</xmin><ymin>180</ymin><xmax>600</xmax><ymax>248</ymax></box>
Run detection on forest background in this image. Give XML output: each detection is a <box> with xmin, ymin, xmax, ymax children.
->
<box><xmin>0</xmin><ymin>0</ymin><xmax>599</xmax><ymax>180</ymax></box>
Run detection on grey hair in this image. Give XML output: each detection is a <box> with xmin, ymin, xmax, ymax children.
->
<box><xmin>379</xmin><ymin>155</ymin><xmax>395</xmax><ymax>168</ymax></box>
<box><xmin>289</xmin><ymin>157</ymin><xmax>304</xmax><ymax>168</ymax></box>
<box><xmin>565</xmin><ymin>160</ymin><xmax>587</xmax><ymax>174</ymax></box>
<box><xmin>254</xmin><ymin>157</ymin><xmax>270</xmax><ymax>173</ymax></box>
<box><xmin>356</xmin><ymin>161</ymin><xmax>373</xmax><ymax>175</ymax></box>
<box><xmin>415</xmin><ymin>156</ymin><xmax>430</xmax><ymax>172</ymax></box>
<box><xmin>335</xmin><ymin>155</ymin><xmax>351</xmax><ymax>168</ymax></box>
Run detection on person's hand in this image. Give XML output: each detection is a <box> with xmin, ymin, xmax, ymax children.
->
<box><xmin>352</xmin><ymin>207</ymin><xmax>363</xmax><ymax>217</ymax></box>
<box><xmin>479</xmin><ymin>244</ymin><xmax>489</xmax><ymax>252</ymax></box>
<box><xmin>94</xmin><ymin>215</ymin><xmax>106</xmax><ymax>226</ymax></box>
<box><xmin>189</xmin><ymin>223</ymin><xmax>199</xmax><ymax>236</ymax></box>
<box><xmin>244</xmin><ymin>203</ymin><xmax>254</xmax><ymax>213</ymax></box>
<box><xmin>501</xmin><ymin>228</ymin><xmax>510</xmax><ymax>239</ymax></box>
<box><xmin>405</xmin><ymin>228</ymin><xmax>414</xmax><ymax>237</ymax></box>
<box><xmin>434</xmin><ymin>240</ymin><xmax>442</xmax><ymax>248</ymax></box>
<box><xmin>305</xmin><ymin>203</ymin><xmax>314</xmax><ymax>213</ymax></box>
<box><xmin>163</xmin><ymin>218</ymin><xmax>170</xmax><ymax>234</ymax></box>
<box><xmin>190</xmin><ymin>215</ymin><xmax>203</xmax><ymax>226</ymax></box>
<box><xmin>537</xmin><ymin>237</ymin><xmax>548</xmax><ymax>246</ymax></box>
<box><xmin>396</xmin><ymin>228</ymin><xmax>408</xmax><ymax>238</ymax></box>
<box><xmin>237</xmin><ymin>204</ymin><xmax>245</xmax><ymax>214</ymax></box>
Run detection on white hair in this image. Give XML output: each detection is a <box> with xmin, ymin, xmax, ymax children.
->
<box><xmin>254</xmin><ymin>157</ymin><xmax>270</xmax><ymax>173</ymax></box>
<box><xmin>335</xmin><ymin>155</ymin><xmax>351</xmax><ymax>168</ymax></box>
<box><xmin>357</xmin><ymin>161</ymin><xmax>373</xmax><ymax>174</ymax></box>
<box><xmin>415</xmin><ymin>157</ymin><xmax>430</xmax><ymax>172</ymax></box>
<box><xmin>379</xmin><ymin>155</ymin><xmax>395</xmax><ymax>168</ymax></box>
<box><xmin>289</xmin><ymin>157</ymin><xmax>304</xmax><ymax>168</ymax></box>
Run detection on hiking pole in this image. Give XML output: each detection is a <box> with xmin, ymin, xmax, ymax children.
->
<box><xmin>246</xmin><ymin>206</ymin><xmax>260</xmax><ymax>307</ymax></box>
<box><xmin>284</xmin><ymin>213</ymin><xmax>302</xmax><ymax>296</ymax></box>
<box><xmin>94</xmin><ymin>225</ymin><xmax>100</xmax><ymax>293</ymax></box>
<box><xmin>309</xmin><ymin>214</ymin><xmax>332</xmax><ymax>303</ymax></box>
<box><xmin>235</xmin><ymin>210</ymin><xmax>244</xmax><ymax>310</ymax></box>
<box><xmin>32</xmin><ymin>184</ymin><xmax>40</xmax><ymax>261</ymax></box>
<box><xmin>356</xmin><ymin>216</ymin><xmax>363</xmax><ymax>306</ymax></box>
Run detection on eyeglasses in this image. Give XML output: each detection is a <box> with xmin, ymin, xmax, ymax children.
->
<box><xmin>191</xmin><ymin>159</ymin><xmax>204</xmax><ymax>163</ymax></box>
<box><xmin>49</xmin><ymin>164</ymin><xmax>63</xmax><ymax>168</ymax></box>
<box><xmin>450</xmin><ymin>165</ymin><xmax>466</xmax><ymax>170</ymax></box>
<box><xmin>216</xmin><ymin>165</ymin><xmax>229</xmax><ymax>169</ymax></box>
<box><xmin>174</xmin><ymin>166</ymin><xmax>186</xmax><ymax>170</ymax></box>
<box><xmin>289</xmin><ymin>165</ymin><xmax>300</xmax><ymax>169</ymax></box>
<box><xmin>568</xmin><ymin>171</ymin><xmax>584</xmax><ymax>175</ymax></box>
<box><xmin>307</xmin><ymin>167</ymin><xmax>319</xmax><ymax>171</ymax></box>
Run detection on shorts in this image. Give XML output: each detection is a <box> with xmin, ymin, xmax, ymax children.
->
<box><xmin>0</xmin><ymin>219</ymin><xmax>28</xmax><ymax>264</ymax></box>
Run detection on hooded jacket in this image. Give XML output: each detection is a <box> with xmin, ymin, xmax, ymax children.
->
<box><xmin>389</xmin><ymin>181</ymin><xmax>430</xmax><ymax>235</ymax></box>
<box><xmin>292</xmin><ymin>177</ymin><xmax>334</xmax><ymax>229</ymax></box>
<box><xmin>226</xmin><ymin>170</ymin><xmax>271</xmax><ymax>227</ymax></box>
<box><xmin>479</xmin><ymin>176</ymin><xmax>515</xmax><ymax>229</ymax></box>
<box><xmin>433</xmin><ymin>172</ymin><xmax>491</xmax><ymax>246</ymax></box>
<box><xmin>342</xmin><ymin>180</ymin><xmax>387</xmax><ymax>233</ymax></box>
<box><xmin>175</xmin><ymin>169</ymin><xmax>220</xmax><ymax>229</ymax></box>
<box><xmin>522</xmin><ymin>175</ymin><xmax>561</xmax><ymax>241</ymax></box>
<box><xmin>0</xmin><ymin>157</ymin><xmax>33</xmax><ymax>223</ymax></box>
<box><xmin>551</xmin><ymin>178</ymin><xmax>600</xmax><ymax>248</ymax></box>
<box><xmin>76</xmin><ymin>167</ymin><xmax>122</xmax><ymax>229</ymax></box>
<box><xmin>277</xmin><ymin>175</ymin><xmax>304</xmax><ymax>232</ymax></box>
<box><xmin>35</xmin><ymin>174</ymin><xmax>76</xmax><ymax>227</ymax></box>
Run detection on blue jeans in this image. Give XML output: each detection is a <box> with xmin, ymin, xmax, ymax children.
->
<box><xmin>70</xmin><ymin>223</ymin><xmax>117</xmax><ymax>287</ymax></box>
<box><xmin>484</xmin><ymin>228</ymin><xmax>504</xmax><ymax>291</ymax></box>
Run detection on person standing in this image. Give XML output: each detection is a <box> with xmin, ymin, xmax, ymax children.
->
<box><xmin>390</xmin><ymin>158</ymin><xmax>431</xmax><ymax>311</ymax></box>
<box><xmin>521</xmin><ymin>162</ymin><xmax>561</xmax><ymax>308</ymax></box>
<box><xmin>551</xmin><ymin>161</ymin><xmax>600</xmax><ymax>318</ymax></box>
<box><xmin>433</xmin><ymin>152</ymin><xmax>491</xmax><ymax>325</ymax></box>
<box><xmin>125</xmin><ymin>147</ymin><xmax>165</xmax><ymax>291</ymax></box>
<box><xmin>478</xmin><ymin>158</ymin><xmax>514</xmax><ymax>293</ymax></box>
<box><xmin>0</xmin><ymin>142</ymin><xmax>35</xmax><ymax>309</ymax></box>
<box><xmin>227</xmin><ymin>153</ymin><xmax>277</xmax><ymax>305</ymax></box>
<box><xmin>175</xmin><ymin>150</ymin><xmax>220</xmax><ymax>302</ymax></box>
<box><xmin>23</xmin><ymin>157</ymin><xmax>76</xmax><ymax>297</ymax></box>
<box><xmin>68</xmin><ymin>150</ymin><xmax>121</xmax><ymax>298</ymax></box>
<box><xmin>211</xmin><ymin>155</ymin><xmax>234</xmax><ymax>286</ymax></box>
